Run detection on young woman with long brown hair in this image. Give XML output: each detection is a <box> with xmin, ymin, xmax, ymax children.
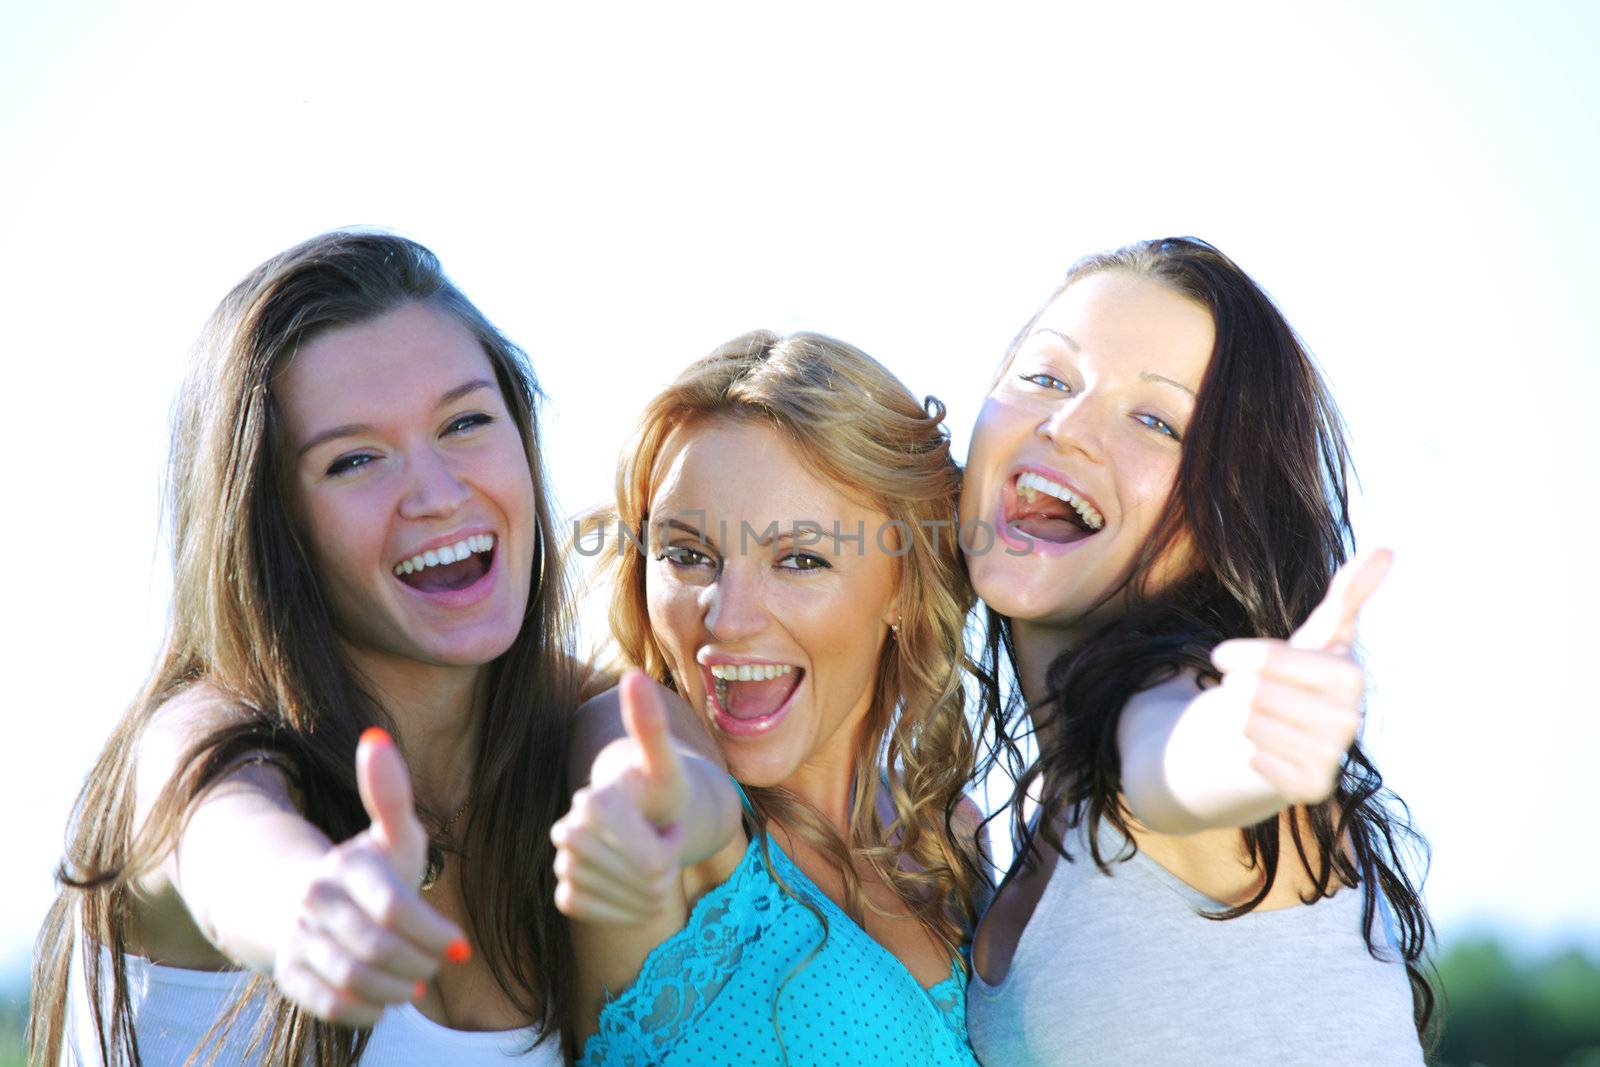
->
<box><xmin>961</xmin><ymin>238</ymin><xmax>1433</xmax><ymax>1065</ymax></box>
<box><xmin>551</xmin><ymin>331</ymin><xmax>988</xmax><ymax>1065</ymax></box>
<box><xmin>30</xmin><ymin>231</ymin><xmax>582</xmax><ymax>1065</ymax></box>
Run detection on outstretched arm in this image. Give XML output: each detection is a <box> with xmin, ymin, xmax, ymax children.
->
<box><xmin>1118</xmin><ymin>548</ymin><xmax>1392</xmax><ymax>835</ymax></box>
<box><xmin>132</xmin><ymin>693</ymin><xmax>464</xmax><ymax>1025</ymax></box>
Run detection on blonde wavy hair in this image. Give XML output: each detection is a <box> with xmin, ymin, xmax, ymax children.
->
<box><xmin>602</xmin><ymin>329</ymin><xmax>983</xmax><ymax>959</ymax></box>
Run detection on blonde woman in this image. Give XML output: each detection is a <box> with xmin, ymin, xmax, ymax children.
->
<box><xmin>552</xmin><ymin>331</ymin><xmax>987</xmax><ymax>1065</ymax></box>
<box><xmin>31</xmin><ymin>232</ymin><xmax>583</xmax><ymax>1065</ymax></box>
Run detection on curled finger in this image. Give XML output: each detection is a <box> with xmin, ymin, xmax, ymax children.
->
<box><xmin>1243</xmin><ymin>711</ymin><xmax>1348</xmax><ymax>784</ymax></box>
<box><xmin>554</xmin><ymin>843</ymin><xmax>676</xmax><ymax>916</ymax></box>
<box><xmin>301</xmin><ymin>928</ymin><xmax>418</xmax><ymax>1007</ymax></box>
<box><xmin>1217</xmin><ymin>644</ymin><xmax>1365</xmax><ymax>704</ymax></box>
<box><xmin>340</xmin><ymin>850</ymin><xmax>463</xmax><ymax>958</ymax></box>
<box><xmin>308</xmin><ymin>881</ymin><xmax>440</xmax><ymax>983</ymax></box>
<box><xmin>554</xmin><ymin>878</ymin><xmax>658</xmax><ymax>926</ymax></box>
<box><xmin>1237</xmin><ymin>676</ymin><xmax>1362</xmax><ymax>746</ymax></box>
<box><xmin>274</xmin><ymin>956</ymin><xmax>383</xmax><ymax>1027</ymax></box>
<box><xmin>1247</xmin><ymin>746</ymin><xmax>1340</xmax><ymax>806</ymax></box>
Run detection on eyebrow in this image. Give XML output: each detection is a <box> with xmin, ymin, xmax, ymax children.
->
<box><xmin>296</xmin><ymin>379</ymin><xmax>496</xmax><ymax>458</ymax></box>
<box><xmin>1035</xmin><ymin>330</ymin><xmax>1197</xmax><ymax>400</ymax></box>
<box><xmin>748</xmin><ymin>523</ymin><xmax>829</xmax><ymax>549</ymax></box>
<box><xmin>1035</xmin><ymin>328</ymin><xmax>1081</xmax><ymax>351</ymax></box>
<box><xmin>657</xmin><ymin>517</ymin><xmax>713</xmax><ymax>547</ymax></box>
<box><xmin>653</xmin><ymin>518</ymin><xmax>833</xmax><ymax>552</ymax></box>
<box><xmin>1139</xmin><ymin>372</ymin><xmax>1197</xmax><ymax>400</ymax></box>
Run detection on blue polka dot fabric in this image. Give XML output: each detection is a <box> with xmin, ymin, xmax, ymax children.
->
<box><xmin>578</xmin><ymin>826</ymin><xmax>976</xmax><ymax>1067</ymax></box>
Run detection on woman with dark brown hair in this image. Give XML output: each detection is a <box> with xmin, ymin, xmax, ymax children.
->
<box><xmin>961</xmin><ymin>238</ymin><xmax>1433</xmax><ymax>1065</ymax></box>
<box><xmin>30</xmin><ymin>231</ymin><xmax>582</xmax><ymax>1065</ymax></box>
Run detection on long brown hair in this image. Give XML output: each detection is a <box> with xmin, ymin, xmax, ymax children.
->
<box><xmin>601</xmin><ymin>329</ymin><xmax>983</xmax><ymax>962</ymax></box>
<box><xmin>30</xmin><ymin>231</ymin><xmax>581</xmax><ymax>1065</ymax></box>
<box><xmin>977</xmin><ymin>237</ymin><xmax>1437</xmax><ymax>1044</ymax></box>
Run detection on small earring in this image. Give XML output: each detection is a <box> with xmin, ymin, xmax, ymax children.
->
<box><xmin>889</xmin><ymin>619</ymin><xmax>900</xmax><ymax>638</ymax></box>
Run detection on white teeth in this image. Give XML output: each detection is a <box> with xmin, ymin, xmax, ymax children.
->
<box><xmin>1016</xmin><ymin>471</ymin><xmax>1104</xmax><ymax>530</ymax></box>
<box><xmin>708</xmin><ymin>663</ymin><xmax>795</xmax><ymax>681</ymax></box>
<box><xmin>393</xmin><ymin>534</ymin><xmax>496</xmax><ymax>577</ymax></box>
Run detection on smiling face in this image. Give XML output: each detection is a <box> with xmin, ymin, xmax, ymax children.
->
<box><xmin>643</xmin><ymin>417</ymin><xmax>900</xmax><ymax>789</ymax></box>
<box><xmin>958</xmin><ymin>270</ymin><xmax>1214</xmax><ymax>632</ymax></box>
<box><xmin>275</xmin><ymin>301</ymin><xmax>537</xmax><ymax>672</ymax></box>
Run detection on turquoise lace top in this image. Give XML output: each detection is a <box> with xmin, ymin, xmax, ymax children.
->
<box><xmin>578</xmin><ymin>784</ymin><xmax>977</xmax><ymax>1067</ymax></box>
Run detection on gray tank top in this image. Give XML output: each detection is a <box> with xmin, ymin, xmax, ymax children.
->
<box><xmin>966</xmin><ymin>814</ymin><xmax>1425</xmax><ymax>1066</ymax></box>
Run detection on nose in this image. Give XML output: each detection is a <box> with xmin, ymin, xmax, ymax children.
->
<box><xmin>398</xmin><ymin>445</ymin><xmax>470</xmax><ymax>521</ymax></box>
<box><xmin>1036</xmin><ymin>391</ymin><xmax>1106</xmax><ymax>463</ymax></box>
<box><xmin>701</xmin><ymin>562</ymin><xmax>768</xmax><ymax>644</ymax></box>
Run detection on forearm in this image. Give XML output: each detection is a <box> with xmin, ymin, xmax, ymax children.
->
<box><xmin>1118</xmin><ymin>678</ymin><xmax>1292</xmax><ymax>835</ymax></box>
<box><xmin>169</xmin><ymin>775</ymin><xmax>331</xmax><ymax>971</ymax></box>
<box><xmin>1122</xmin><ymin>721</ymin><xmax>1289</xmax><ymax>834</ymax></box>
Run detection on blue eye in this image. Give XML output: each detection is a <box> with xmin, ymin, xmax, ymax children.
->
<box><xmin>658</xmin><ymin>545</ymin><xmax>713</xmax><ymax>568</ymax></box>
<box><xmin>1018</xmin><ymin>372</ymin><xmax>1071</xmax><ymax>393</ymax></box>
<box><xmin>325</xmin><ymin>453</ymin><xmax>375</xmax><ymax>477</ymax></box>
<box><xmin>445</xmin><ymin>412</ymin><xmax>494</xmax><ymax>435</ymax></box>
<box><xmin>1135</xmin><ymin>413</ymin><xmax>1181</xmax><ymax>441</ymax></box>
<box><xmin>777</xmin><ymin>552</ymin><xmax>831</xmax><ymax>572</ymax></box>
<box><xmin>444</xmin><ymin>415</ymin><xmax>492</xmax><ymax>435</ymax></box>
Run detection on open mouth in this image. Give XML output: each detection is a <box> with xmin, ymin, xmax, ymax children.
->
<box><xmin>703</xmin><ymin>661</ymin><xmax>804</xmax><ymax>735</ymax></box>
<box><xmin>392</xmin><ymin>533</ymin><xmax>496</xmax><ymax>594</ymax></box>
<box><xmin>1002</xmin><ymin>470</ymin><xmax>1104</xmax><ymax>545</ymax></box>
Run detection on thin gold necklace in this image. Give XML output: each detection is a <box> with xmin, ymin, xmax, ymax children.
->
<box><xmin>420</xmin><ymin>796</ymin><xmax>472</xmax><ymax>893</ymax></box>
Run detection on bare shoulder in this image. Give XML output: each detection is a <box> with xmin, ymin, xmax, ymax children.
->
<box><xmin>568</xmin><ymin>676</ymin><xmax>722</xmax><ymax>787</ymax></box>
<box><xmin>138</xmin><ymin>683</ymin><xmax>250</xmax><ymax>781</ymax></box>
<box><xmin>950</xmin><ymin>793</ymin><xmax>986</xmax><ymax>840</ymax></box>
<box><xmin>951</xmin><ymin>793</ymin><xmax>996</xmax><ymax>902</ymax></box>
<box><xmin>141</xmin><ymin>680</ymin><xmax>251</xmax><ymax>746</ymax></box>
<box><xmin>573</xmin><ymin>656</ymin><xmax>621</xmax><ymax>704</ymax></box>
<box><xmin>129</xmin><ymin>682</ymin><xmax>296</xmax><ymax>909</ymax></box>
<box><xmin>134</xmin><ymin>682</ymin><xmax>292</xmax><ymax>825</ymax></box>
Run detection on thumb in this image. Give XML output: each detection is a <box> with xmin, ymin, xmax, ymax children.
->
<box><xmin>620</xmin><ymin>671</ymin><xmax>686</xmax><ymax>819</ymax></box>
<box><xmin>357</xmin><ymin>728</ymin><xmax>426</xmax><ymax>874</ymax></box>
<box><xmin>1289</xmin><ymin>546</ymin><xmax>1394</xmax><ymax>654</ymax></box>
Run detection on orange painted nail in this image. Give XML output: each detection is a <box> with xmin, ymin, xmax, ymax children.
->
<box><xmin>413</xmin><ymin>981</ymin><xmax>427</xmax><ymax>1001</ymax></box>
<box><xmin>360</xmin><ymin>727</ymin><xmax>392</xmax><ymax>748</ymax></box>
<box><xmin>445</xmin><ymin>939</ymin><xmax>472</xmax><ymax>964</ymax></box>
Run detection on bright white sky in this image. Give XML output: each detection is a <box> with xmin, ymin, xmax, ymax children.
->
<box><xmin>2</xmin><ymin>1</ymin><xmax>1596</xmax><ymax>974</ymax></box>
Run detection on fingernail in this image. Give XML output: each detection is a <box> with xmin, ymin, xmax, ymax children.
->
<box><xmin>413</xmin><ymin>981</ymin><xmax>427</xmax><ymax>1000</ymax></box>
<box><xmin>360</xmin><ymin>727</ymin><xmax>392</xmax><ymax>748</ymax></box>
<box><xmin>446</xmin><ymin>939</ymin><xmax>472</xmax><ymax>964</ymax></box>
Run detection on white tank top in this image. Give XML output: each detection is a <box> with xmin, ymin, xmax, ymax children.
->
<box><xmin>64</xmin><ymin>938</ymin><xmax>561</xmax><ymax>1066</ymax></box>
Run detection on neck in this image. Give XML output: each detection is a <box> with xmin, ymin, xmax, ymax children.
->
<box><xmin>342</xmin><ymin>643</ymin><xmax>486</xmax><ymax>816</ymax></box>
<box><xmin>780</xmin><ymin>693</ymin><xmax>877</xmax><ymax>836</ymax></box>
<box><xmin>1008</xmin><ymin>615</ymin><xmax>1081</xmax><ymax>788</ymax></box>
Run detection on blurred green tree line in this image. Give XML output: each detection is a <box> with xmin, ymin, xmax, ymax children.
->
<box><xmin>1430</xmin><ymin>937</ymin><xmax>1600</xmax><ymax>1067</ymax></box>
